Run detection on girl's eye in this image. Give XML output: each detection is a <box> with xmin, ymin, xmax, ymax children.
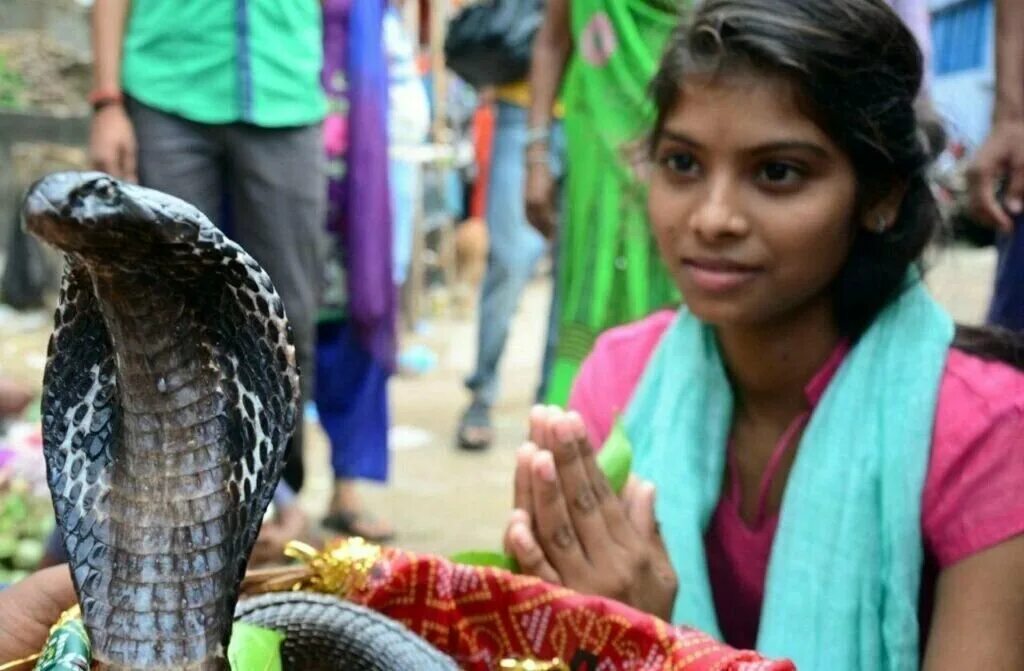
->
<box><xmin>661</xmin><ymin>152</ymin><xmax>700</xmax><ymax>176</ymax></box>
<box><xmin>757</xmin><ymin>161</ymin><xmax>804</xmax><ymax>187</ymax></box>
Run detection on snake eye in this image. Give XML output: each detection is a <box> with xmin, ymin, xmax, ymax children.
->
<box><xmin>93</xmin><ymin>178</ymin><xmax>119</xmax><ymax>202</ymax></box>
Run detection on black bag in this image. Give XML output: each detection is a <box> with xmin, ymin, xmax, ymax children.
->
<box><xmin>444</xmin><ymin>0</ymin><xmax>543</xmax><ymax>89</ymax></box>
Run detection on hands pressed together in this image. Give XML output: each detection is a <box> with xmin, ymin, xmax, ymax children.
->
<box><xmin>502</xmin><ymin>406</ymin><xmax>677</xmax><ymax>622</ymax></box>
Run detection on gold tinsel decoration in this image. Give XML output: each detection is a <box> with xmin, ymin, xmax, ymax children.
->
<box><xmin>240</xmin><ymin>537</ymin><xmax>382</xmax><ymax>598</ymax></box>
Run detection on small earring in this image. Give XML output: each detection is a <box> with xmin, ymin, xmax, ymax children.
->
<box><xmin>874</xmin><ymin>215</ymin><xmax>888</xmax><ymax>233</ymax></box>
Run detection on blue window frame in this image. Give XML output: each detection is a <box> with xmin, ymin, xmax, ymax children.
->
<box><xmin>932</xmin><ymin>0</ymin><xmax>992</xmax><ymax>75</ymax></box>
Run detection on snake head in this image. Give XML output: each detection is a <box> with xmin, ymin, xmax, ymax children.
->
<box><xmin>23</xmin><ymin>171</ymin><xmax>206</xmax><ymax>259</ymax></box>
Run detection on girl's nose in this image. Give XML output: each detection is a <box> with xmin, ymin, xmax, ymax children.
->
<box><xmin>689</xmin><ymin>178</ymin><xmax>750</xmax><ymax>241</ymax></box>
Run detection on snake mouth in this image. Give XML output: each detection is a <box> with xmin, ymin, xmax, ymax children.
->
<box><xmin>22</xmin><ymin>189</ymin><xmax>67</xmax><ymax>245</ymax></box>
<box><xmin>24</xmin><ymin>171</ymin><xmax>202</xmax><ymax>257</ymax></box>
<box><xmin>23</xmin><ymin>171</ymin><xmax>110</xmax><ymax>253</ymax></box>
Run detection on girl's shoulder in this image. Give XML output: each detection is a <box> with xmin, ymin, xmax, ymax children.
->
<box><xmin>569</xmin><ymin>311</ymin><xmax>676</xmax><ymax>449</ymax></box>
<box><xmin>589</xmin><ymin>310</ymin><xmax>677</xmax><ymax>361</ymax></box>
<box><xmin>924</xmin><ymin>348</ymin><xmax>1024</xmax><ymax>567</ymax></box>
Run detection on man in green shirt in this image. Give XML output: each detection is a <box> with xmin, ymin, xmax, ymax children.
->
<box><xmin>88</xmin><ymin>0</ymin><xmax>328</xmax><ymax>491</ymax></box>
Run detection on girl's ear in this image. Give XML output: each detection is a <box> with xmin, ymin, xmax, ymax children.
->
<box><xmin>862</xmin><ymin>180</ymin><xmax>908</xmax><ymax>234</ymax></box>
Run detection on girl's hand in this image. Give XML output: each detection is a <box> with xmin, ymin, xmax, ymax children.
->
<box><xmin>503</xmin><ymin>409</ymin><xmax>678</xmax><ymax>621</ymax></box>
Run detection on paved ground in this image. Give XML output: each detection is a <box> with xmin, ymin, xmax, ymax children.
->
<box><xmin>0</xmin><ymin>244</ymin><xmax>999</xmax><ymax>558</ymax></box>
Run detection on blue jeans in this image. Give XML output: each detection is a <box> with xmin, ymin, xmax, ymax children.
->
<box><xmin>989</xmin><ymin>220</ymin><xmax>1024</xmax><ymax>331</ymax></box>
<box><xmin>390</xmin><ymin>158</ymin><xmax>416</xmax><ymax>286</ymax></box>
<box><xmin>465</xmin><ymin>102</ymin><xmax>565</xmax><ymax>407</ymax></box>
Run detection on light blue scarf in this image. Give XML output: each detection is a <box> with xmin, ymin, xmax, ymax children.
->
<box><xmin>622</xmin><ymin>281</ymin><xmax>954</xmax><ymax>670</ymax></box>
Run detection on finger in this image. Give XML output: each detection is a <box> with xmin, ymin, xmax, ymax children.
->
<box><xmin>543</xmin><ymin>198</ymin><xmax>557</xmax><ymax>232</ymax></box>
<box><xmin>513</xmin><ymin>441</ymin><xmax>538</xmax><ymax>512</ymax></box>
<box><xmin>121</xmin><ymin>139</ymin><xmax>138</xmax><ymax>184</ymax></box>
<box><xmin>968</xmin><ymin>162</ymin><xmax>1013</xmax><ymax>233</ymax></box>
<box><xmin>528</xmin><ymin>405</ymin><xmax>549</xmax><ymax>445</ymax></box>
<box><xmin>530</xmin><ymin>450</ymin><xmax>589</xmax><ymax>577</ymax></box>
<box><xmin>534</xmin><ymin>200</ymin><xmax>553</xmax><ymax>239</ymax></box>
<box><xmin>525</xmin><ymin>205</ymin><xmax>540</xmax><ymax>229</ymax></box>
<box><xmin>91</xmin><ymin>149</ymin><xmax>113</xmax><ymax>175</ymax></box>
<box><xmin>575</xmin><ymin>415</ymin><xmax>635</xmax><ymax>544</ymax></box>
<box><xmin>507</xmin><ymin>515</ymin><xmax>562</xmax><ymax>585</ymax></box>
<box><xmin>1003</xmin><ymin>156</ymin><xmax>1024</xmax><ymax>222</ymax></box>
<box><xmin>549</xmin><ymin>411</ymin><xmax>611</xmax><ymax>560</ymax></box>
<box><xmin>624</xmin><ymin>478</ymin><xmax>657</xmax><ymax>537</ymax></box>
<box><xmin>630</xmin><ymin>482</ymin><xmax>677</xmax><ymax>586</ymax></box>
<box><xmin>503</xmin><ymin>507</ymin><xmax>532</xmax><ymax>556</ymax></box>
<box><xmin>540</xmin><ymin>404</ymin><xmax>563</xmax><ymax>453</ymax></box>
<box><xmin>529</xmin><ymin>214</ymin><xmax>550</xmax><ymax>238</ymax></box>
<box><xmin>541</xmin><ymin>214</ymin><xmax>554</xmax><ymax>240</ymax></box>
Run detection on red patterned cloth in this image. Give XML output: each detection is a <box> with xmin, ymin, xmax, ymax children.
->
<box><xmin>343</xmin><ymin>548</ymin><xmax>795</xmax><ymax>671</ymax></box>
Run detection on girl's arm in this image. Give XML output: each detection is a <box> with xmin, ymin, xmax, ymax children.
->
<box><xmin>922</xmin><ymin>535</ymin><xmax>1024</xmax><ymax>670</ymax></box>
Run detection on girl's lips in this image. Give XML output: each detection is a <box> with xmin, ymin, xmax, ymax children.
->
<box><xmin>681</xmin><ymin>258</ymin><xmax>762</xmax><ymax>293</ymax></box>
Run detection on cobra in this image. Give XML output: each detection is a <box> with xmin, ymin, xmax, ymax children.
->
<box><xmin>22</xmin><ymin>172</ymin><xmax>456</xmax><ymax>671</ymax></box>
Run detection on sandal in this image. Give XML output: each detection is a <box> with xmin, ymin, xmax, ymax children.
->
<box><xmin>456</xmin><ymin>400</ymin><xmax>493</xmax><ymax>451</ymax></box>
<box><xmin>321</xmin><ymin>510</ymin><xmax>396</xmax><ymax>543</ymax></box>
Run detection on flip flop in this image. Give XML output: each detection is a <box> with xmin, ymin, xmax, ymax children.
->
<box><xmin>456</xmin><ymin>400</ymin><xmax>493</xmax><ymax>451</ymax></box>
<box><xmin>321</xmin><ymin>510</ymin><xmax>396</xmax><ymax>544</ymax></box>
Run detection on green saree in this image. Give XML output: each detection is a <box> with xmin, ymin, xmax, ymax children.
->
<box><xmin>546</xmin><ymin>0</ymin><xmax>685</xmax><ymax>405</ymax></box>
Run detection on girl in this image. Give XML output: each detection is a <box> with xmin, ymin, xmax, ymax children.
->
<box><xmin>503</xmin><ymin>1</ymin><xmax>1024</xmax><ymax>669</ymax></box>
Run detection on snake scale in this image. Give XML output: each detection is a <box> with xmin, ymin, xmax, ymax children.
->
<box><xmin>22</xmin><ymin>172</ymin><xmax>458</xmax><ymax>671</ymax></box>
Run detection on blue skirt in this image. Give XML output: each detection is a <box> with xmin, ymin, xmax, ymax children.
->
<box><xmin>315</xmin><ymin>320</ymin><xmax>389</xmax><ymax>482</ymax></box>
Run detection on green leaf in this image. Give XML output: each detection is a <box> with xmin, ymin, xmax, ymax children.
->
<box><xmin>596</xmin><ymin>420</ymin><xmax>633</xmax><ymax>494</ymax></box>
<box><xmin>12</xmin><ymin>538</ymin><xmax>44</xmax><ymax>569</ymax></box>
<box><xmin>227</xmin><ymin>622</ymin><xmax>284</xmax><ymax>671</ymax></box>
<box><xmin>449</xmin><ymin>550</ymin><xmax>519</xmax><ymax>572</ymax></box>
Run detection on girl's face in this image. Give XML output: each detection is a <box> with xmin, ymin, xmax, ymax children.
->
<box><xmin>648</xmin><ymin>73</ymin><xmax>859</xmax><ymax>330</ymax></box>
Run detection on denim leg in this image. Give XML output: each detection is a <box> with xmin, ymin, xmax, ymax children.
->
<box><xmin>390</xmin><ymin>158</ymin><xmax>417</xmax><ymax>286</ymax></box>
<box><xmin>465</xmin><ymin>103</ymin><xmax>546</xmax><ymax>407</ymax></box>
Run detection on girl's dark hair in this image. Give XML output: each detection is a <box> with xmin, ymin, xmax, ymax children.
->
<box><xmin>649</xmin><ymin>0</ymin><xmax>935</xmax><ymax>338</ymax></box>
<box><xmin>648</xmin><ymin>0</ymin><xmax>1024</xmax><ymax>370</ymax></box>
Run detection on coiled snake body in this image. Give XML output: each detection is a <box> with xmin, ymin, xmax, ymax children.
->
<box><xmin>23</xmin><ymin>172</ymin><xmax>456</xmax><ymax>671</ymax></box>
